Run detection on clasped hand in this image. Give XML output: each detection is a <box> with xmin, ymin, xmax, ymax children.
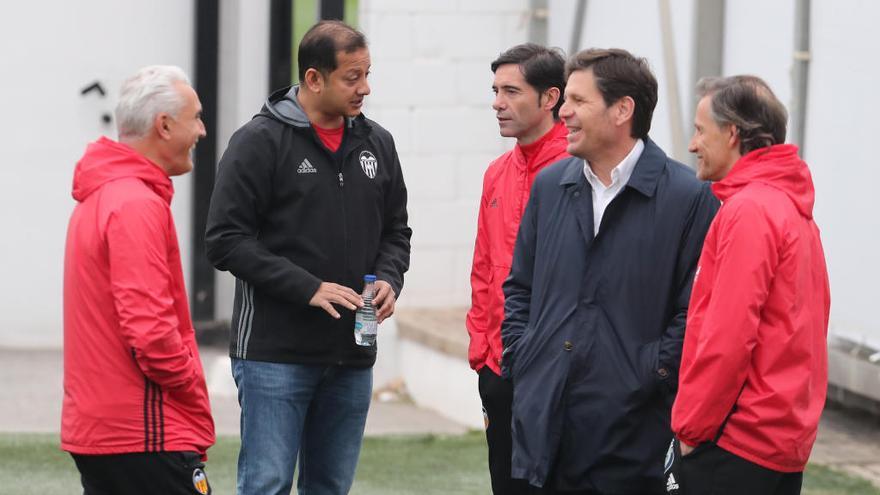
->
<box><xmin>308</xmin><ymin>280</ymin><xmax>396</xmax><ymax>323</ymax></box>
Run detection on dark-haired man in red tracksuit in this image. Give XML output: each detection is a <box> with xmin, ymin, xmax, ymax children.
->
<box><xmin>467</xmin><ymin>43</ymin><xmax>570</xmax><ymax>495</ymax></box>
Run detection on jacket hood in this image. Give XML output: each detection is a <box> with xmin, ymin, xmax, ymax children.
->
<box><xmin>72</xmin><ymin>136</ymin><xmax>173</xmax><ymax>203</ymax></box>
<box><xmin>712</xmin><ymin>144</ymin><xmax>815</xmax><ymax>219</ymax></box>
<box><xmin>261</xmin><ymin>85</ymin><xmax>362</xmax><ymax>130</ymax></box>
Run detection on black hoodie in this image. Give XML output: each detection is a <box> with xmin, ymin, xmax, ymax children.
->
<box><xmin>206</xmin><ymin>86</ymin><xmax>412</xmax><ymax>366</ymax></box>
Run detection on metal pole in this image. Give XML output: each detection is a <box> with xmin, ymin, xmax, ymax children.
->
<box><xmin>689</xmin><ymin>0</ymin><xmax>725</xmax><ymax>166</ymax></box>
<box><xmin>658</xmin><ymin>0</ymin><xmax>687</xmax><ymax>161</ymax></box>
<box><xmin>791</xmin><ymin>0</ymin><xmax>811</xmax><ymax>156</ymax></box>
<box><xmin>529</xmin><ymin>0</ymin><xmax>549</xmax><ymax>45</ymax></box>
<box><xmin>320</xmin><ymin>0</ymin><xmax>345</xmax><ymax>21</ymax></box>
<box><xmin>269</xmin><ymin>0</ymin><xmax>294</xmax><ymax>91</ymax></box>
<box><xmin>569</xmin><ymin>0</ymin><xmax>588</xmax><ymax>56</ymax></box>
<box><xmin>192</xmin><ymin>0</ymin><xmax>219</xmax><ymax>325</ymax></box>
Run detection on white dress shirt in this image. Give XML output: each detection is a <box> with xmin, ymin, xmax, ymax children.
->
<box><xmin>583</xmin><ymin>139</ymin><xmax>645</xmax><ymax>235</ymax></box>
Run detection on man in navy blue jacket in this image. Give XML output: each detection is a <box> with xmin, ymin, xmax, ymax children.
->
<box><xmin>501</xmin><ymin>48</ymin><xmax>718</xmax><ymax>494</ymax></box>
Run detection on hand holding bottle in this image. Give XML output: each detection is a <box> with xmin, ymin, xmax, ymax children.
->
<box><xmin>373</xmin><ymin>280</ymin><xmax>396</xmax><ymax>323</ymax></box>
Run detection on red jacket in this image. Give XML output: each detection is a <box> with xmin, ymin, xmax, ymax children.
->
<box><xmin>466</xmin><ymin>122</ymin><xmax>569</xmax><ymax>374</ymax></box>
<box><xmin>62</xmin><ymin>137</ymin><xmax>215</xmax><ymax>457</ymax></box>
<box><xmin>672</xmin><ymin>144</ymin><xmax>830</xmax><ymax>472</ymax></box>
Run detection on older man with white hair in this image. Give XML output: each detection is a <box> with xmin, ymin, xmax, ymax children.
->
<box><xmin>62</xmin><ymin>65</ymin><xmax>215</xmax><ymax>495</ymax></box>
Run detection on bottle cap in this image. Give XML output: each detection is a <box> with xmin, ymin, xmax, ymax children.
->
<box><xmin>364</xmin><ymin>274</ymin><xmax>377</xmax><ymax>282</ymax></box>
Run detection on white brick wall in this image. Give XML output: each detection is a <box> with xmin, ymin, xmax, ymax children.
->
<box><xmin>360</xmin><ymin>0</ymin><xmax>530</xmax><ymax>307</ymax></box>
<box><xmin>214</xmin><ymin>0</ymin><xmax>270</xmax><ymax>320</ymax></box>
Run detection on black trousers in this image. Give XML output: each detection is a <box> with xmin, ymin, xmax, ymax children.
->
<box><xmin>72</xmin><ymin>451</ymin><xmax>211</xmax><ymax>495</ymax></box>
<box><xmin>527</xmin><ymin>485</ymin><xmax>600</xmax><ymax>495</ymax></box>
<box><xmin>680</xmin><ymin>443</ymin><xmax>802</xmax><ymax>495</ymax></box>
<box><xmin>479</xmin><ymin>366</ymin><xmax>531</xmax><ymax>495</ymax></box>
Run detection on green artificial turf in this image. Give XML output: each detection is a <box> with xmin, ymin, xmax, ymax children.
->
<box><xmin>1</xmin><ymin>432</ymin><xmax>876</xmax><ymax>494</ymax></box>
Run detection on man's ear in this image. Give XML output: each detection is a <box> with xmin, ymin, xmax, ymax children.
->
<box><xmin>303</xmin><ymin>68</ymin><xmax>325</xmax><ymax>93</ymax></box>
<box><xmin>542</xmin><ymin>87</ymin><xmax>561</xmax><ymax>111</ymax></box>
<box><xmin>155</xmin><ymin>113</ymin><xmax>172</xmax><ymax>140</ymax></box>
<box><xmin>726</xmin><ymin>124</ymin><xmax>740</xmax><ymax>149</ymax></box>
<box><xmin>615</xmin><ymin>96</ymin><xmax>635</xmax><ymax>127</ymax></box>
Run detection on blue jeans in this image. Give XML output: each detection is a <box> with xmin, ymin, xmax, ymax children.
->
<box><xmin>231</xmin><ymin>359</ymin><xmax>373</xmax><ymax>495</ymax></box>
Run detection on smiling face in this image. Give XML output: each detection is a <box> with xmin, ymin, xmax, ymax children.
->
<box><xmin>689</xmin><ymin>95</ymin><xmax>740</xmax><ymax>181</ymax></box>
<box><xmin>557</xmin><ymin>69</ymin><xmax>618</xmax><ymax>161</ymax></box>
<box><xmin>160</xmin><ymin>82</ymin><xmax>205</xmax><ymax>176</ymax></box>
<box><xmin>317</xmin><ymin>47</ymin><xmax>371</xmax><ymax>120</ymax></box>
<box><xmin>492</xmin><ymin>63</ymin><xmax>554</xmax><ymax>145</ymax></box>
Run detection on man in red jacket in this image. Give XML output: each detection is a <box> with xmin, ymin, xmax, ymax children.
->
<box><xmin>63</xmin><ymin>65</ymin><xmax>215</xmax><ymax>495</ymax></box>
<box><xmin>671</xmin><ymin>75</ymin><xmax>830</xmax><ymax>494</ymax></box>
<box><xmin>467</xmin><ymin>43</ymin><xmax>569</xmax><ymax>495</ymax></box>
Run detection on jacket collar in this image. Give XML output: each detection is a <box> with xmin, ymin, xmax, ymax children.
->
<box><xmin>512</xmin><ymin>121</ymin><xmax>569</xmax><ymax>172</ymax></box>
<box><xmin>625</xmin><ymin>138</ymin><xmax>666</xmax><ymax>197</ymax></box>
<box><xmin>559</xmin><ymin>137</ymin><xmax>666</xmax><ymax>197</ymax></box>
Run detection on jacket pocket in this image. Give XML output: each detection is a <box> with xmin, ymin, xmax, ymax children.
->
<box><xmin>636</xmin><ymin>340</ymin><xmax>662</xmax><ymax>402</ymax></box>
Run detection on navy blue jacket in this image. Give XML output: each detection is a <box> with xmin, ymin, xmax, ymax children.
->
<box><xmin>501</xmin><ymin>139</ymin><xmax>718</xmax><ymax>493</ymax></box>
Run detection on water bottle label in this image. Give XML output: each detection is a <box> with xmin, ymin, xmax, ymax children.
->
<box><xmin>355</xmin><ymin>322</ymin><xmax>363</xmax><ymax>331</ymax></box>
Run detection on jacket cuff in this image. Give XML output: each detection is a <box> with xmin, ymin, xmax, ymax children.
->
<box><xmin>293</xmin><ymin>275</ymin><xmax>323</xmax><ymax>305</ymax></box>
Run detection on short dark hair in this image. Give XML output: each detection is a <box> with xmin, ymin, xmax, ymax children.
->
<box><xmin>491</xmin><ymin>43</ymin><xmax>567</xmax><ymax>119</ymax></box>
<box><xmin>696</xmin><ymin>75</ymin><xmax>788</xmax><ymax>155</ymax></box>
<box><xmin>298</xmin><ymin>20</ymin><xmax>367</xmax><ymax>81</ymax></box>
<box><xmin>565</xmin><ymin>48</ymin><xmax>658</xmax><ymax>140</ymax></box>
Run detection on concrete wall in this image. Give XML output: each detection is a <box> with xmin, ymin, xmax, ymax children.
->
<box><xmin>213</xmin><ymin>0</ymin><xmax>271</xmax><ymax>321</ymax></box>
<box><xmin>4</xmin><ymin>0</ymin><xmax>880</xmax><ymax>360</ymax></box>
<box><xmin>0</xmin><ymin>0</ymin><xmax>195</xmax><ymax>347</ymax></box>
<box><xmin>722</xmin><ymin>1</ymin><xmax>794</xmax><ymax>106</ymax></box>
<box><xmin>807</xmin><ymin>0</ymin><xmax>880</xmax><ymax>348</ymax></box>
<box><xmin>544</xmin><ymin>0</ymin><xmax>880</xmax><ymax>350</ymax></box>
<box><xmin>391</xmin><ymin>0</ymin><xmax>880</xmax><ymax>423</ymax></box>
<box><xmin>716</xmin><ymin>0</ymin><xmax>880</xmax><ymax>350</ymax></box>
<box><xmin>359</xmin><ymin>0</ymin><xmax>530</xmax><ymax>308</ymax></box>
<box><xmin>548</xmin><ymin>0</ymin><xmax>696</xmax><ymax>162</ymax></box>
<box><xmin>0</xmin><ymin>0</ymin><xmax>273</xmax><ymax>345</ymax></box>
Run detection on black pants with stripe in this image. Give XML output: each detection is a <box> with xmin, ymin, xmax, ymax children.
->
<box><xmin>479</xmin><ymin>366</ymin><xmax>532</xmax><ymax>495</ymax></box>
<box><xmin>72</xmin><ymin>451</ymin><xmax>211</xmax><ymax>495</ymax></box>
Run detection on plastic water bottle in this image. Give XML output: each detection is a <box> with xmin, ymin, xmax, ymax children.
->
<box><xmin>354</xmin><ymin>275</ymin><xmax>378</xmax><ymax>347</ymax></box>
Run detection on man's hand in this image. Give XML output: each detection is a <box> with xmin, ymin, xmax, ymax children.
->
<box><xmin>680</xmin><ymin>440</ymin><xmax>695</xmax><ymax>456</ymax></box>
<box><xmin>309</xmin><ymin>282</ymin><xmax>363</xmax><ymax>319</ymax></box>
<box><xmin>373</xmin><ymin>280</ymin><xmax>396</xmax><ymax>323</ymax></box>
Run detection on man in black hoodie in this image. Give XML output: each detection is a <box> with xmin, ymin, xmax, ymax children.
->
<box><xmin>205</xmin><ymin>21</ymin><xmax>411</xmax><ymax>495</ymax></box>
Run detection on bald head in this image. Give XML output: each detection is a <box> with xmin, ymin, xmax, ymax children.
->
<box><xmin>298</xmin><ymin>20</ymin><xmax>367</xmax><ymax>80</ymax></box>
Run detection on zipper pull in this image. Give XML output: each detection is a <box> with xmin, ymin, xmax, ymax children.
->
<box><xmin>338</xmin><ymin>172</ymin><xmax>344</xmax><ymax>188</ymax></box>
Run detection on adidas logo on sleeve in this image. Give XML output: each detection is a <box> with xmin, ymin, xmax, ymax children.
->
<box><xmin>297</xmin><ymin>158</ymin><xmax>318</xmax><ymax>174</ymax></box>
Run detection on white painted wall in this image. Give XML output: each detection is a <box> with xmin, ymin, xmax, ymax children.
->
<box><xmin>722</xmin><ymin>1</ymin><xmax>794</xmax><ymax>108</ymax></box>
<box><xmin>359</xmin><ymin>0</ymin><xmax>530</xmax><ymax>308</ymax></box>
<box><xmin>4</xmin><ymin>0</ymin><xmax>879</xmax><ymax>359</ymax></box>
<box><xmin>214</xmin><ymin>0</ymin><xmax>271</xmax><ymax>320</ymax></box>
<box><xmin>548</xmin><ymin>0</ymin><xmax>696</xmax><ymax>163</ymax></box>
<box><xmin>806</xmin><ymin>0</ymin><xmax>880</xmax><ymax>348</ymax></box>
<box><xmin>378</xmin><ymin>0</ymin><xmax>880</xmax><ymax>422</ymax></box>
<box><xmin>0</xmin><ymin>1</ymin><xmax>194</xmax><ymax>347</ymax></box>
<box><xmin>546</xmin><ymin>0</ymin><xmax>880</xmax><ymax>349</ymax></box>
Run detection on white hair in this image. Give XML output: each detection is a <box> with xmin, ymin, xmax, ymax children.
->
<box><xmin>115</xmin><ymin>65</ymin><xmax>191</xmax><ymax>139</ymax></box>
